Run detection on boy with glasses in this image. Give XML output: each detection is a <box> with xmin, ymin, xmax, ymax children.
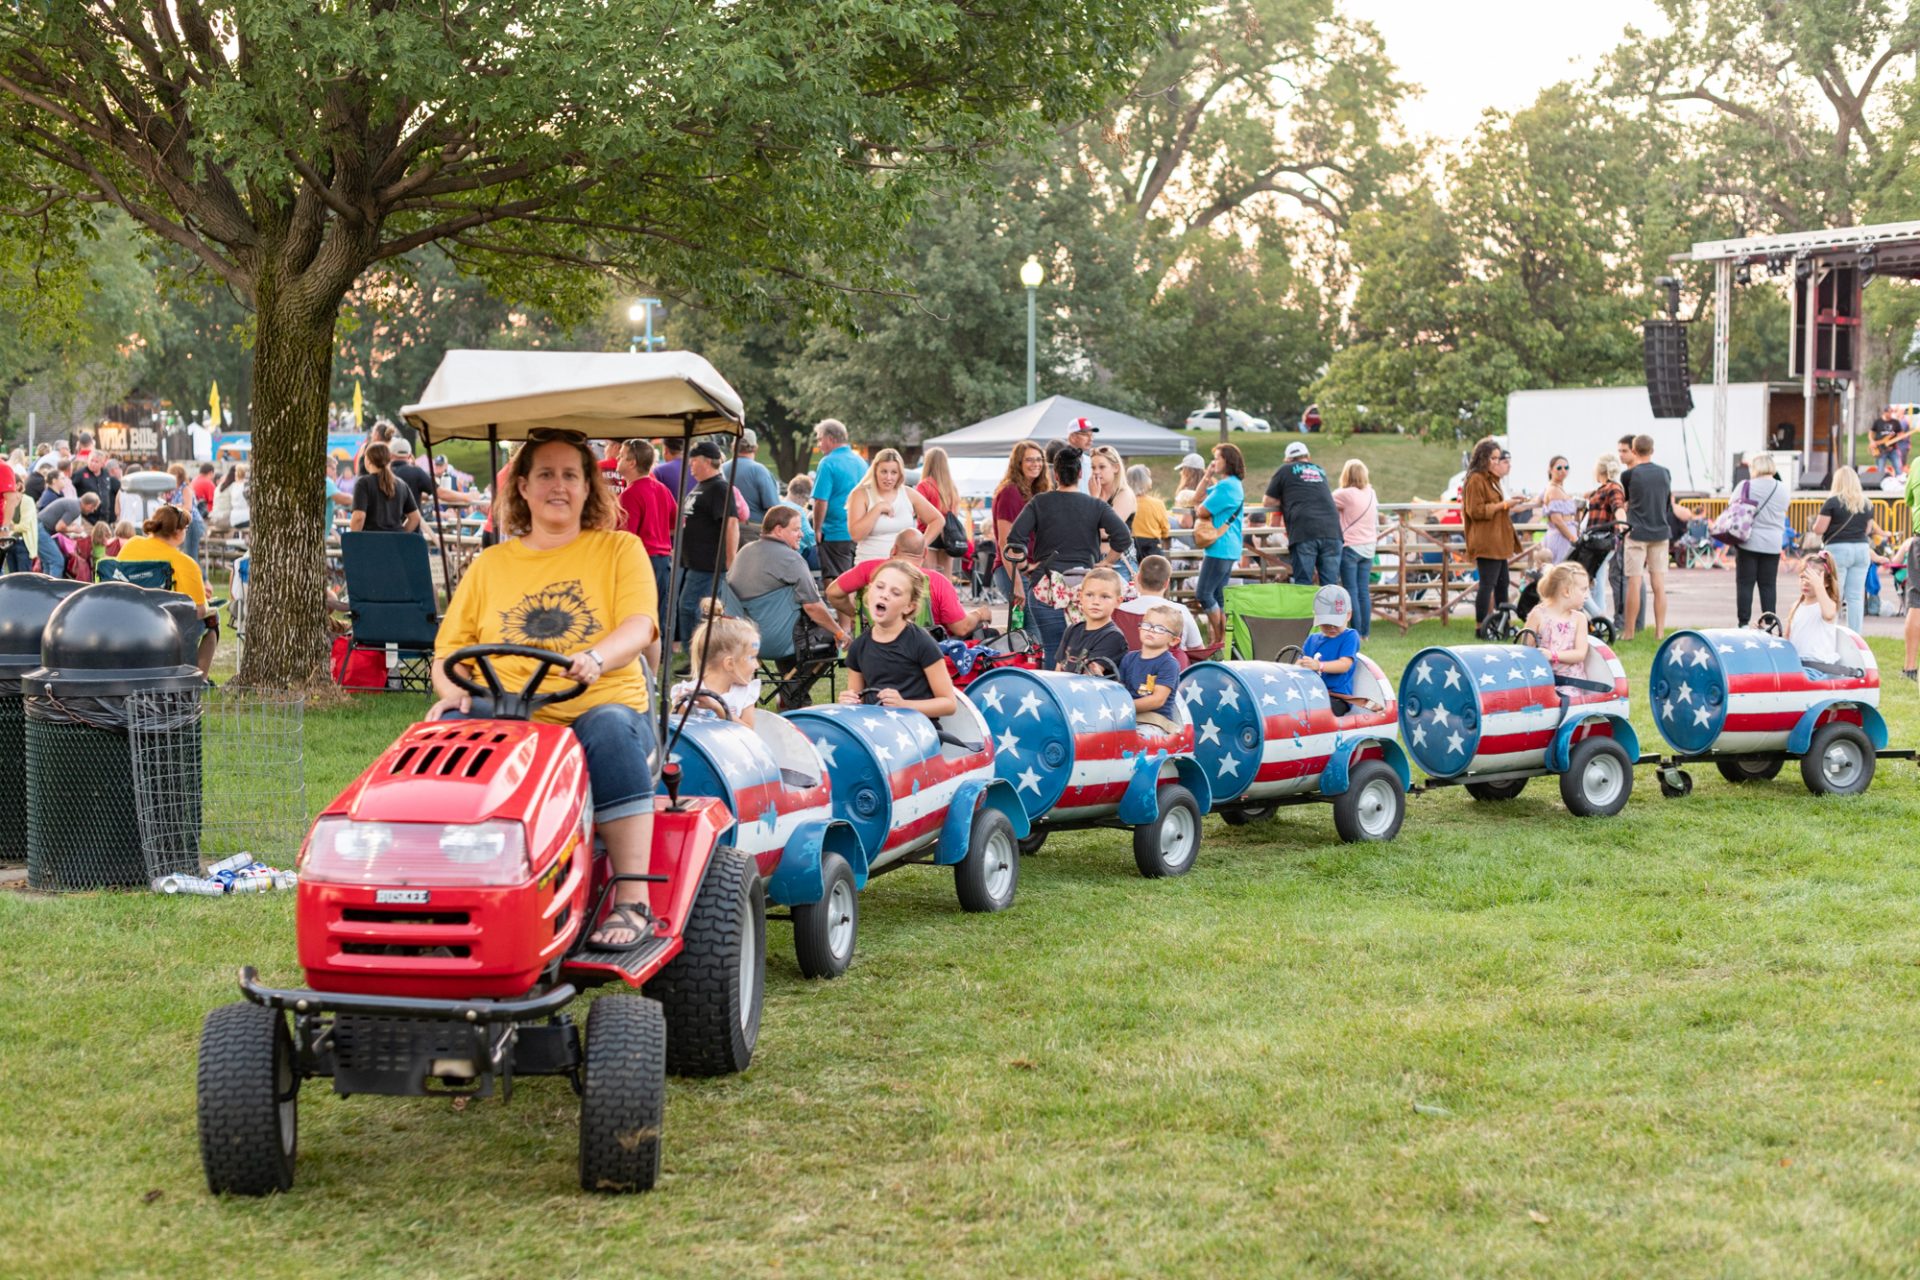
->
<box><xmin>1121</xmin><ymin>603</ymin><xmax>1185</xmax><ymax>733</ymax></box>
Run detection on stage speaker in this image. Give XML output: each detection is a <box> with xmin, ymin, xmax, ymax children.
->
<box><xmin>1642</xmin><ymin>320</ymin><xmax>1692</xmax><ymax>419</ymax></box>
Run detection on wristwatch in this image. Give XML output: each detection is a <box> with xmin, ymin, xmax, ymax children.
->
<box><xmin>582</xmin><ymin>648</ymin><xmax>605</xmax><ymax>670</ymax></box>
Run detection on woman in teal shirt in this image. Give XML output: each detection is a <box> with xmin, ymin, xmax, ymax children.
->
<box><xmin>1193</xmin><ymin>443</ymin><xmax>1245</xmax><ymax>649</ymax></box>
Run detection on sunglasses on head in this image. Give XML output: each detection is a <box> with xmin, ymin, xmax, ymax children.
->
<box><xmin>526</xmin><ymin>427</ymin><xmax>587</xmax><ymax>444</ymax></box>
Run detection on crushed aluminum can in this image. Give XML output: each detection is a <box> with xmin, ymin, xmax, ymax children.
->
<box><xmin>207</xmin><ymin>853</ymin><xmax>256</xmax><ymax>875</ymax></box>
<box><xmin>152</xmin><ymin>875</ymin><xmax>228</xmax><ymax>897</ymax></box>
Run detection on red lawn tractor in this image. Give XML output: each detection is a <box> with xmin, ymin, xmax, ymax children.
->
<box><xmin>197</xmin><ymin>646</ymin><xmax>765</xmax><ymax>1195</ymax></box>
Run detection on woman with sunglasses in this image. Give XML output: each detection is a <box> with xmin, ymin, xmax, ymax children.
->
<box><xmin>1461</xmin><ymin>438</ymin><xmax>1529</xmax><ymax>636</ymax></box>
<box><xmin>1540</xmin><ymin>455</ymin><xmax>1577</xmax><ymax>563</ymax></box>
<box><xmin>428</xmin><ymin>429</ymin><xmax>663</xmax><ymax>950</ymax></box>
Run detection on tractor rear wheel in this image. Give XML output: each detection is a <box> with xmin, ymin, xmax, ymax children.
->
<box><xmin>1802</xmin><ymin>722</ymin><xmax>1874</xmax><ymax>796</ymax></box>
<box><xmin>1464</xmin><ymin>778</ymin><xmax>1528</xmax><ymax>802</ymax></box>
<box><xmin>792</xmin><ymin>852</ymin><xmax>857</xmax><ymax>980</ymax></box>
<box><xmin>579</xmin><ymin>995</ymin><xmax>665</xmax><ymax>1193</ymax></box>
<box><xmin>1133</xmin><ymin>785</ymin><xmax>1202</xmax><ymax>878</ymax></box>
<box><xmin>197</xmin><ymin>1002</ymin><xmax>298</xmax><ymax>1196</ymax></box>
<box><xmin>955</xmin><ymin>807</ymin><xmax>1018</xmax><ymax>912</ymax></box>
<box><xmin>1333</xmin><ymin>761</ymin><xmax>1405</xmax><ymax>843</ymax></box>
<box><xmin>1716</xmin><ymin>755</ymin><xmax>1783</xmax><ymax>784</ymax></box>
<box><xmin>647</xmin><ymin>847</ymin><xmax>764</xmax><ymax>1077</ymax></box>
<box><xmin>1561</xmin><ymin>737</ymin><xmax>1633</xmax><ymax>817</ymax></box>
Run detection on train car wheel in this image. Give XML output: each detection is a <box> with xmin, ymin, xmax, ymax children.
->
<box><xmin>1561</xmin><ymin>737</ymin><xmax>1632</xmax><ymax>817</ymax></box>
<box><xmin>1219</xmin><ymin>804</ymin><xmax>1277</xmax><ymax>827</ymax></box>
<box><xmin>1133</xmin><ymin>785</ymin><xmax>1201</xmax><ymax>879</ymax></box>
<box><xmin>1332</xmin><ymin>761</ymin><xmax>1405</xmax><ymax>843</ymax></box>
<box><xmin>1018</xmin><ymin>831</ymin><xmax>1048</xmax><ymax>856</ymax></box>
<box><xmin>955</xmin><ymin>807</ymin><xmax>1019</xmax><ymax>912</ymax></box>
<box><xmin>792</xmin><ymin>853</ymin><xmax>857</xmax><ymax>980</ymax></box>
<box><xmin>1464</xmin><ymin>778</ymin><xmax>1528</xmax><ymax>802</ymax></box>
<box><xmin>1658</xmin><ymin>768</ymin><xmax>1693</xmax><ymax>798</ymax></box>
<box><xmin>1715</xmin><ymin>756</ymin><xmax>1784</xmax><ymax>784</ymax></box>
<box><xmin>1801</xmin><ymin>723</ymin><xmax>1874</xmax><ymax>797</ymax></box>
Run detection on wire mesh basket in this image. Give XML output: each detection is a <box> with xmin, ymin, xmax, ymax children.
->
<box><xmin>128</xmin><ymin>688</ymin><xmax>306</xmax><ymax>883</ymax></box>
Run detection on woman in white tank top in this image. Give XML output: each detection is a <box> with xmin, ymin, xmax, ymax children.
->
<box><xmin>848</xmin><ymin>447</ymin><xmax>940</xmax><ymax>563</ymax></box>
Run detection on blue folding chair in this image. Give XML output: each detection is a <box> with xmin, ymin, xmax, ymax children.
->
<box><xmin>96</xmin><ymin>557</ymin><xmax>175</xmax><ymax>591</ymax></box>
<box><xmin>339</xmin><ymin>532</ymin><xmax>440</xmax><ymax>693</ymax></box>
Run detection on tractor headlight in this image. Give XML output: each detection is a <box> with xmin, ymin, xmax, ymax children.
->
<box><xmin>300</xmin><ymin>818</ymin><xmax>531</xmax><ymax>887</ymax></box>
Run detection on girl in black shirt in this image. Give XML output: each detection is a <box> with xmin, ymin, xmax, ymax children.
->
<box><xmin>839</xmin><ymin>560</ymin><xmax>959</xmax><ymax>719</ymax></box>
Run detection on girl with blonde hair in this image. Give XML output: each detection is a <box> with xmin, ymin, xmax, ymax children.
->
<box><xmin>671</xmin><ymin>601</ymin><xmax>763</xmax><ymax>727</ymax></box>
<box><xmin>838</xmin><ymin>560</ymin><xmax>959</xmax><ymax>720</ymax></box>
<box><xmin>1524</xmin><ymin>562</ymin><xmax>1591</xmax><ymax>679</ymax></box>
<box><xmin>1810</xmin><ymin>466</ymin><xmax>1887</xmax><ymax>632</ymax></box>
<box><xmin>1088</xmin><ymin>445</ymin><xmax>1137</xmax><ymax>578</ymax></box>
<box><xmin>849</xmin><ymin>447</ymin><xmax>940</xmax><ymax>563</ymax></box>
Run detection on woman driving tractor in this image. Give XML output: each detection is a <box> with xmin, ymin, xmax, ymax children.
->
<box><xmin>429</xmin><ymin>427</ymin><xmax>662</xmax><ymax>951</ymax></box>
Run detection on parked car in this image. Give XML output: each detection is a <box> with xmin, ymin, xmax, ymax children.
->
<box><xmin>1183</xmin><ymin>407</ymin><xmax>1270</xmax><ymax>434</ymax></box>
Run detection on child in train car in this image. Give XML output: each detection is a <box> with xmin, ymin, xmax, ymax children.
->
<box><xmin>1783</xmin><ymin>550</ymin><xmax>1844</xmax><ymax>671</ymax></box>
<box><xmin>1874</xmin><ymin>533</ymin><xmax>1918</xmax><ymax>680</ymax></box>
<box><xmin>1524</xmin><ymin>563</ymin><xmax>1593</xmax><ymax>680</ymax></box>
<box><xmin>1055</xmin><ymin>566</ymin><xmax>1129</xmax><ymax>679</ymax></box>
<box><xmin>1298</xmin><ymin>585</ymin><xmax>1362</xmax><ymax>707</ymax></box>
<box><xmin>670</xmin><ymin>602</ymin><xmax>761</xmax><ymax>728</ymax></box>
<box><xmin>1120</xmin><ymin>603</ymin><xmax>1185</xmax><ymax>734</ymax></box>
<box><xmin>840</xmin><ymin>559</ymin><xmax>960</xmax><ymax>719</ymax></box>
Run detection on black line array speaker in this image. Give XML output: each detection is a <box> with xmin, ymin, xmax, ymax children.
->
<box><xmin>1642</xmin><ymin>320</ymin><xmax>1692</xmax><ymax>419</ymax></box>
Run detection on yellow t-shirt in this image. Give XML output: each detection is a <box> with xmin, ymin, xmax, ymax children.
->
<box><xmin>117</xmin><ymin>535</ymin><xmax>208</xmax><ymax>611</ymax></box>
<box><xmin>436</xmin><ymin>528</ymin><xmax>656</xmax><ymax>723</ymax></box>
<box><xmin>1132</xmin><ymin>494</ymin><xmax>1171</xmax><ymax>540</ymax></box>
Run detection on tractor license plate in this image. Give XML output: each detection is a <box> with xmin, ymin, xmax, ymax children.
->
<box><xmin>375</xmin><ymin>889</ymin><xmax>431</xmax><ymax>905</ymax></box>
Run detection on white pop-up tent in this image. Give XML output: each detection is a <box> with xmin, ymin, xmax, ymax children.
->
<box><xmin>922</xmin><ymin>395</ymin><xmax>1194</xmax><ymax>458</ymax></box>
<box><xmin>400</xmin><ymin>349</ymin><xmax>745</xmax><ymax>440</ymax></box>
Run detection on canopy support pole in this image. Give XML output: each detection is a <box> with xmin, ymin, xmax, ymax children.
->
<box><xmin>421</xmin><ymin>420</ymin><xmax>455</xmax><ymax>601</ymax></box>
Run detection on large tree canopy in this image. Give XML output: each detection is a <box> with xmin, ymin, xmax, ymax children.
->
<box><xmin>0</xmin><ymin>0</ymin><xmax>1180</xmax><ymax>684</ymax></box>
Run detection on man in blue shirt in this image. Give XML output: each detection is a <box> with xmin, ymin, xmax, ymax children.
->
<box><xmin>810</xmin><ymin>418</ymin><xmax>865</xmax><ymax>580</ymax></box>
<box><xmin>722</xmin><ymin>429</ymin><xmax>782</xmax><ymax>543</ymax></box>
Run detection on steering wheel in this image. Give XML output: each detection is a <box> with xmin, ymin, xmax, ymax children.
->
<box><xmin>442</xmin><ymin>644</ymin><xmax>590</xmax><ymax>721</ymax></box>
<box><xmin>673</xmin><ymin>689</ymin><xmax>736</xmax><ymax>721</ymax></box>
<box><xmin>1275</xmin><ymin>644</ymin><xmax>1304</xmax><ymax>665</ymax></box>
<box><xmin>1515</xmin><ymin>627</ymin><xmax>1539</xmax><ymax>648</ymax></box>
<box><xmin>1755</xmin><ymin>612</ymin><xmax>1784</xmax><ymax>637</ymax></box>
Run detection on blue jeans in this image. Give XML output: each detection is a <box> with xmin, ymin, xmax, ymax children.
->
<box><xmin>1027</xmin><ymin>595</ymin><xmax>1067</xmax><ymax>668</ymax></box>
<box><xmin>448</xmin><ymin>702</ymin><xmax>657</xmax><ymax>822</ymax></box>
<box><xmin>1290</xmin><ymin>537</ymin><xmax>1342</xmax><ymax>587</ymax></box>
<box><xmin>676</xmin><ymin>566</ymin><xmax>717</xmax><ymax>643</ymax></box>
<box><xmin>1194</xmin><ymin>555</ymin><xmax>1235</xmax><ymax>613</ymax></box>
<box><xmin>1339</xmin><ymin>547</ymin><xmax>1373</xmax><ymax>638</ymax></box>
<box><xmin>184</xmin><ymin>509</ymin><xmax>205</xmax><ymax>563</ymax></box>
<box><xmin>1828</xmin><ymin>540</ymin><xmax>1871</xmax><ymax>633</ymax></box>
<box><xmin>2</xmin><ymin>536</ymin><xmax>30</xmax><ymax>574</ymax></box>
<box><xmin>649</xmin><ymin>553</ymin><xmax>672</xmax><ymax>629</ymax></box>
<box><xmin>38</xmin><ymin>531</ymin><xmax>65</xmax><ymax>580</ymax></box>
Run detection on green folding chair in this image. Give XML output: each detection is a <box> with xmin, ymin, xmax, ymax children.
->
<box><xmin>1220</xmin><ymin>582</ymin><xmax>1318</xmax><ymax>661</ymax></box>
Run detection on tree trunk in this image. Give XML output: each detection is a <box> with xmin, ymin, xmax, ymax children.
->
<box><xmin>234</xmin><ymin>271</ymin><xmax>340</xmax><ymax>689</ymax></box>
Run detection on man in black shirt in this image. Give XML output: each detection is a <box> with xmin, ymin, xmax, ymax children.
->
<box><xmin>390</xmin><ymin>437</ymin><xmax>474</xmax><ymax>525</ymax></box>
<box><xmin>1262</xmin><ymin>441</ymin><xmax>1342</xmax><ymax>586</ymax></box>
<box><xmin>72</xmin><ymin>451</ymin><xmax>120</xmax><ymax>524</ymax></box>
<box><xmin>674</xmin><ymin>439</ymin><xmax>738</xmax><ymax>645</ymax></box>
<box><xmin>1619</xmin><ymin>433</ymin><xmax>1694</xmax><ymax>642</ymax></box>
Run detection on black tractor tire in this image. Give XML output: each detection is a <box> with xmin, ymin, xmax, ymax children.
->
<box><xmin>955</xmin><ymin>806</ymin><xmax>1019</xmax><ymax>913</ymax></box>
<box><xmin>197</xmin><ymin>1002</ymin><xmax>298</xmax><ymax>1196</ymax></box>
<box><xmin>1801</xmin><ymin>722</ymin><xmax>1875</xmax><ymax>797</ymax></box>
<box><xmin>1219</xmin><ymin>803</ymin><xmax>1278</xmax><ymax>827</ymax></box>
<box><xmin>578</xmin><ymin>995</ymin><xmax>666</xmax><ymax>1193</ymax></box>
<box><xmin>1716</xmin><ymin>755</ymin><xmax>1784</xmax><ymax>784</ymax></box>
<box><xmin>1018</xmin><ymin>830</ymin><xmax>1048</xmax><ymax>856</ymax></box>
<box><xmin>1332</xmin><ymin>760</ymin><xmax>1406</xmax><ymax>843</ymax></box>
<box><xmin>792</xmin><ymin>852</ymin><xmax>858</xmax><ymax>980</ymax></box>
<box><xmin>646</xmin><ymin>847</ymin><xmax>764</xmax><ymax>1077</ymax></box>
<box><xmin>1133</xmin><ymin>784</ymin><xmax>1202</xmax><ymax>879</ymax></box>
<box><xmin>1464</xmin><ymin>778</ymin><xmax>1528</xmax><ymax>802</ymax></box>
<box><xmin>1560</xmin><ymin>737</ymin><xmax>1633</xmax><ymax>818</ymax></box>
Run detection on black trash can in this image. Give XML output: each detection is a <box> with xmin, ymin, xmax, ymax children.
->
<box><xmin>0</xmin><ymin>574</ymin><xmax>85</xmax><ymax>864</ymax></box>
<box><xmin>24</xmin><ymin>582</ymin><xmax>204</xmax><ymax>891</ymax></box>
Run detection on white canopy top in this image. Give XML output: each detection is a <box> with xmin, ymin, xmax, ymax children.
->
<box><xmin>921</xmin><ymin>394</ymin><xmax>1195</xmax><ymax>458</ymax></box>
<box><xmin>400</xmin><ymin>349</ymin><xmax>745</xmax><ymax>441</ymax></box>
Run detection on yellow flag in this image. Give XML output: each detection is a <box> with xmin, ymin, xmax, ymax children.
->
<box><xmin>209</xmin><ymin>381</ymin><xmax>221</xmax><ymax>428</ymax></box>
<box><xmin>353</xmin><ymin>380</ymin><xmax>364</xmax><ymax>429</ymax></box>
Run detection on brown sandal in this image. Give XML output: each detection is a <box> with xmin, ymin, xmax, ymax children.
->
<box><xmin>587</xmin><ymin>902</ymin><xmax>651</xmax><ymax>950</ymax></box>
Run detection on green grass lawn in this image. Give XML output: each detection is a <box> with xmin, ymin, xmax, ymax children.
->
<box><xmin>5</xmin><ymin>623</ymin><xmax>1919</xmax><ymax>1278</ymax></box>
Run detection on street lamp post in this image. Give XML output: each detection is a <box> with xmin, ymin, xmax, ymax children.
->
<box><xmin>1020</xmin><ymin>256</ymin><xmax>1044</xmax><ymax>405</ymax></box>
<box><xmin>627</xmin><ymin>298</ymin><xmax>663</xmax><ymax>353</ymax></box>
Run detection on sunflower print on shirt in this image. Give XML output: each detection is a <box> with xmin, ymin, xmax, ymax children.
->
<box><xmin>497</xmin><ymin>580</ymin><xmax>599</xmax><ymax>651</ymax></box>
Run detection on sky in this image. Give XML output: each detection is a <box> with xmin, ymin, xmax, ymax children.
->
<box><xmin>1357</xmin><ymin>0</ymin><xmax>1670</xmax><ymax>147</ymax></box>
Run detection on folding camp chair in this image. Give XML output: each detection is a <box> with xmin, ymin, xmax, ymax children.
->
<box><xmin>339</xmin><ymin>531</ymin><xmax>440</xmax><ymax>693</ymax></box>
<box><xmin>720</xmin><ymin>579</ymin><xmax>840</xmax><ymax>711</ymax></box>
<box><xmin>1220</xmin><ymin>582</ymin><xmax>1318</xmax><ymax>661</ymax></box>
<box><xmin>96</xmin><ymin>557</ymin><xmax>174</xmax><ymax>591</ymax></box>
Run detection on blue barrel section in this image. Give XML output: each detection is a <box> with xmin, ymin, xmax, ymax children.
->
<box><xmin>1651</xmin><ymin>627</ymin><xmax>1881</xmax><ymax>756</ymax></box>
<box><xmin>1397</xmin><ymin>644</ymin><xmax>1558</xmax><ymax>778</ymax></box>
<box><xmin>667</xmin><ymin>715</ymin><xmax>828</xmax><ymax>872</ymax></box>
<box><xmin>968</xmin><ymin>667</ymin><xmax>1135</xmax><ymax>822</ymax></box>
<box><xmin>1178</xmin><ymin>660</ymin><xmax>1333</xmax><ymax>805</ymax></box>
<box><xmin>785</xmin><ymin>705</ymin><xmax>912</xmax><ymax>864</ymax></box>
